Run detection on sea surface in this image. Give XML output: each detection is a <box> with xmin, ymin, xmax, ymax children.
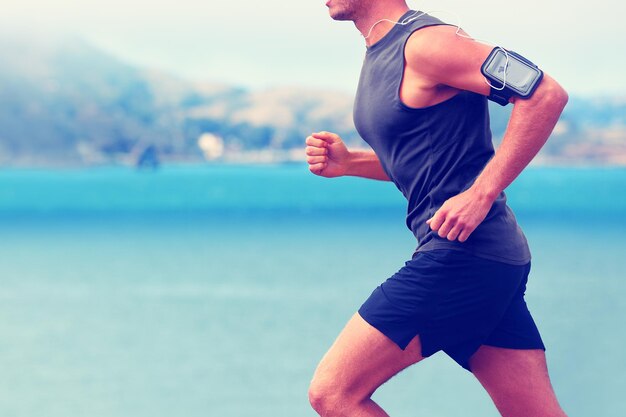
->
<box><xmin>0</xmin><ymin>164</ymin><xmax>624</xmax><ymax>417</ymax></box>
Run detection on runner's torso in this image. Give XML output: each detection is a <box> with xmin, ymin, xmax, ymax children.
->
<box><xmin>353</xmin><ymin>10</ymin><xmax>531</xmax><ymax>265</ymax></box>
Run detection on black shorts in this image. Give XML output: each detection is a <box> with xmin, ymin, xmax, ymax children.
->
<box><xmin>357</xmin><ymin>249</ymin><xmax>545</xmax><ymax>372</ymax></box>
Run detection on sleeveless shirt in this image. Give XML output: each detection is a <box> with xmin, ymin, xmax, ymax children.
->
<box><xmin>352</xmin><ymin>10</ymin><xmax>531</xmax><ymax>265</ymax></box>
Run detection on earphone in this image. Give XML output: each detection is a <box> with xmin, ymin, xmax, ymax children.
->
<box><xmin>363</xmin><ymin>9</ymin><xmax>510</xmax><ymax>92</ymax></box>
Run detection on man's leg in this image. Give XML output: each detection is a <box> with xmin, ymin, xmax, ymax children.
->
<box><xmin>469</xmin><ymin>346</ymin><xmax>568</xmax><ymax>417</ymax></box>
<box><xmin>308</xmin><ymin>312</ymin><xmax>426</xmax><ymax>417</ymax></box>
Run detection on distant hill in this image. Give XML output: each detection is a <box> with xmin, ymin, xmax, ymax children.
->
<box><xmin>0</xmin><ymin>34</ymin><xmax>624</xmax><ymax>167</ymax></box>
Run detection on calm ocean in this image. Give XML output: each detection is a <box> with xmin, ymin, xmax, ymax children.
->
<box><xmin>0</xmin><ymin>164</ymin><xmax>624</xmax><ymax>417</ymax></box>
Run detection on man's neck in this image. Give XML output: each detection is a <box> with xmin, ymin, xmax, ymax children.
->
<box><xmin>355</xmin><ymin>4</ymin><xmax>410</xmax><ymax>47</ymax></box>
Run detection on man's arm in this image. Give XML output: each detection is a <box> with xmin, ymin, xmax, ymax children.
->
<box><xmin>306</xmin><ymin>131</ymin><xmax>390</xmax><ymax>181</ymax></box>
<box><xmin>470</xmin><ymin>78</ymin><xmax>568</xmax><ymax>201</ymax></box>
<box><xmin>404</xmin><ymin>25</ymin><xmax>568</xmax><ymax>242</ymax></box>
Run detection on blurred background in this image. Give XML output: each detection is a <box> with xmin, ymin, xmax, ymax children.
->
<box><xmin>0</xmin><ymin>1</ymin><xmax>625</xmax><ymax>416</ymax></box>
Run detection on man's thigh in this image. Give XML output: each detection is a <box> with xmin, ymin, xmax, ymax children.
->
<box><xmin>470</xmin><ymin>346</ymin><xmax>567</xmax><ymax>417</ymax></box>
<box><xmin>310</xmin><ymin>311</ymin><xmax>425</xmax><ymax>401</ymax></box>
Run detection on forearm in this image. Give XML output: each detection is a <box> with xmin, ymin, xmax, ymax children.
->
<box><xmin>345</xmin><ymin>150</ymin><xmax>391</xmax><ymax>181</ymax></box>
<box><xmin>471</xmin><ymin>76</ymin><xmax>568</xmax><ymax>200</ymax></box>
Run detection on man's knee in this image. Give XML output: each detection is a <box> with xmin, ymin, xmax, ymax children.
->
<box><xmin>308</xmin><ymin>375</ymin><xmax>363</xmax><ymax>417</ymax></box>
<box><xmin>308</xmin><ymin>379</ymin><xmax>333</xmax><ymax>416</ymax></box>
<box><xmin>308</xmin><ymin>378</ymin><xmax>344</xmax><ymax>416</ymax></box>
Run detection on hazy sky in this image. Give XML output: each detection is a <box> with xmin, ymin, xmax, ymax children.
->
<box><xmin>2</xmin><ymin>0</ymin><xmax>624</xmax><ymax>95</ymax></box>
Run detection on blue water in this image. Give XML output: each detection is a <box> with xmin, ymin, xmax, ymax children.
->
<box><xmin>0</xmin><ymin>164</ymin><xmax>624</xmax><ymax>417</ymax></box>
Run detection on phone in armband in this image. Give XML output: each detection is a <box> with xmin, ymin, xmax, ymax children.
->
<box><xmin>481</xmin><ymin>47</ymin><xmax>544</xmax><ymax>106</ymax></box>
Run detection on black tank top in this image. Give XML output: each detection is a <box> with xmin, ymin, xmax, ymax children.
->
<box><xmin>353</xmin><ymin>10</ymin><xmax>531</xmax><ymax>265</ymax></box>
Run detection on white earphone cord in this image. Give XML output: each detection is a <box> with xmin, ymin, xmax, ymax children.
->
<box><xmin>364</xmin><ymin>9</ymin><xmax>509</xmax><ymax>91</ymax></box>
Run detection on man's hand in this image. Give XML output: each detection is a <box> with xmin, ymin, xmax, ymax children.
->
<box><xmin>426</xmin><ymin>187</ymin><xmax>495</xmax><ymax>242</ymax></box>
<box><xmin>305</xmin><ymin>131</ymin><xmax>351</xmax><ymax>178</ymax></box>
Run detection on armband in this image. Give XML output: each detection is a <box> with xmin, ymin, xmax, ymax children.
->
<box><xmin>481</xmin><ymin>47</ymin><xmax>543</xmax><ymax>106</ymax></box>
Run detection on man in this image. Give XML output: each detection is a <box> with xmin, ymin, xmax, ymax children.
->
<box><xmin>305</xmin><ymin>1</ymin><xmax>569</xmax><ymax>417</ymax></box>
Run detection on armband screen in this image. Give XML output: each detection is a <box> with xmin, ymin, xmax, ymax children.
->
<box><xmin>481</xmin><ymin>47</ymin><xmax>543</xmax><ymax>105</ymax></box>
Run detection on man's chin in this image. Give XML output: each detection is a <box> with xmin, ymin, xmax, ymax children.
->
<box><xmin>328</xmin><ymin>10</ymin><xmax>353</xmax><ymax>21</ymax></box>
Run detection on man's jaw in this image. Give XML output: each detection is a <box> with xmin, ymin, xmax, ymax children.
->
<box><xmin>326</xmin><ymin>0</ymin><xmax>355</xmax><ymax>22</ymax></box>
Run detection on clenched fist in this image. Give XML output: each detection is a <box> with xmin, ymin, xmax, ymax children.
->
<box><xmin>305</xmin><ymin>131</ymin><xmax>351</xmax><ymax>178</ymax></box>
<box><xmin>426</xmin><ymin>187</ymin><xmax>494</xmax><ymax>242</ymax></box>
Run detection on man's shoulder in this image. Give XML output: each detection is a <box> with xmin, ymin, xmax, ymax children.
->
<box><xmin>402</xmin><ymin>24</ymin><xmax>493</xmax><ymax>98</ymax></box>
<box><xmin>404</xmin><ymin>24</ymin><xmax>462</xmax><ymax>63</ymax></box>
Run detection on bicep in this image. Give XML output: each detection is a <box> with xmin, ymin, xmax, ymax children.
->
<box><xmin>405</xmin><ymin>25</ymin><xmax>497</xmax><ymax>97</ymax></box>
